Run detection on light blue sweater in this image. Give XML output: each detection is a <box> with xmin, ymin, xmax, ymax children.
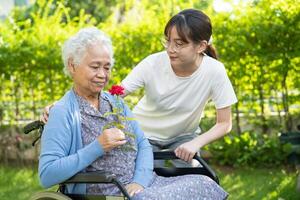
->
<box><xmin>38</xmin><ymin>89</ymin><xmax>153</xmax><ymax>194</ymax></box>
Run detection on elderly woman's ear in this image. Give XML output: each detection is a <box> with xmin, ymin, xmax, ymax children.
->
<box><xmin>67</xmin><ymin>58</ymin><xmax>75</xmax><ymax>76</ymax></box>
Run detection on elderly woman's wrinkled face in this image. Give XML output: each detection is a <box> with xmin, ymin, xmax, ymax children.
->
<box><xmin>69</xmin><ymin>43</ymin><xmax>111</xmax><ymax>97</ymax></box>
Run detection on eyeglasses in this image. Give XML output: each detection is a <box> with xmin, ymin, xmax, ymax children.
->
<box><xmin>161</xmin><ymin>38</ymin><xmax>189</xmax><ymax>52</ymax></box>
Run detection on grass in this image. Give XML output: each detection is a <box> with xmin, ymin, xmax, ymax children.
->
<box><xmin>0</xmin><ymin>164</ymin><xmax>55</xmax><ymax>200</ymax></box>
<box><xmin>216</xmin><ymin>166</ymin><xmax>300</xmax><ymax>200</ymax></box>
<box><xmin>0</xmin><ymin>165</ymin><xmax>41</xmax><ymax>200</ymax></box>
<box><xmin>0</xmin><ymin>164</ymin><xmax>299</xmax><ymax>200</ymax></box>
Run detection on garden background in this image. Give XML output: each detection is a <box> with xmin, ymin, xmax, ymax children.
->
<box><xmin>0</xmin><ymin>0</ymin><xmax>299</xmax><ymax>199</ymax></box>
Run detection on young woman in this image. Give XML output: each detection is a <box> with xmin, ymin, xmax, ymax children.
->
<box><xmin>121</xmin><ymin>8</ymin><xmax>237</xmax><ymax>164</ymax></box>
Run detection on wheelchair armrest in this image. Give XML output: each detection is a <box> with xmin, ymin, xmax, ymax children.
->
<box><xmin>153</xmin><ymin>150</ymin><xmax>180</xmax><ymax>160</ymax></box>
<box><xmin>63</xmin><ymin>171</ymin><xmax>116</xmax><ymax>184</ymax></box>
<box><xmin>153</xmin><ymin>150</ymin><xmax>219</xmax><ymax>184</ymax></box>
<box><xmin>61</xmin><ymin>171</ymin><xmax>131</xmax><ymax>199</ymax></box>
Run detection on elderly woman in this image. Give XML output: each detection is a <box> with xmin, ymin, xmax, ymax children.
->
<box><xmin>39</xmin><ymin>27</ymin><xmax>228</xmax><ymax>199</ymax></box>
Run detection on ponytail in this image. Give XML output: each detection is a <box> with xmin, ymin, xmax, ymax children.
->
<box><xmin>205</xmin><ymin>45</ymin><xmax>218</xmax><ymax>60</ymax></box>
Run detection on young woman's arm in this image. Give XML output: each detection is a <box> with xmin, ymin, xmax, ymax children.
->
<box><xmin>175</xmin><ymin>106</ymin><xmax>232</xmax><ymax>162</ymax></box>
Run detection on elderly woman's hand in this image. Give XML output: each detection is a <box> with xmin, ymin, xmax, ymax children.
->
<box><xmin>125</xmin><ymin>183</ymin><xmax>144</xmax><ymax>197</ymax></box>
<box><xmin>97</xmin><ymin>128</ymin><xmax>127</xmax><ymax>152</ymax></box>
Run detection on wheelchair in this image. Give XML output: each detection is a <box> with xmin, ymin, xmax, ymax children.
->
<box><xmin>24</xmin><ymin>120</ymin><xmax>219</xmax><ymax>200</ymax></box>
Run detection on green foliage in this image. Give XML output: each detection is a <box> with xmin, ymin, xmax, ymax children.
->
<box><xmin>206</xmin><ymin>131</ymin><xmax>292</xmax><ymax>167</ymax></box>
<box><xmin>212</xmin><ymin>0</ymin><xmax>300</xmax><ymax>132</ymax></box>
<box><xmin>56</xmin><ymin>0</ymin><xmax>119</xmax><ymax>22</ymax></box>
<box><xmin>103</xmin><ymin>94</ymin><xmax>136</xmax><ymax>151</ymax></box>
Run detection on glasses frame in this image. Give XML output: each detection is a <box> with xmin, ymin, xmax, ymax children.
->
<box><xmin>161</xmin><ymin>38</ymin><xmax>190</xmax><ymax>52</ymax></box>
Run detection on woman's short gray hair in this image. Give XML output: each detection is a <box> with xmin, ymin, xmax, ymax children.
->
<box><xmin>62</xmin><ymin>27</ymin><xmax>114</xmax><ymax>76</ymax></box>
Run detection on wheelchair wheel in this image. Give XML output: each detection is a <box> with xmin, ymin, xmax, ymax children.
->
<box><xmin>30</xmin><ymin>191</ymin><xmax>72</xmax><ymax>200</ymax></box>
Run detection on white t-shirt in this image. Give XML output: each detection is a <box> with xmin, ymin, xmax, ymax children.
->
<box><xmin>122</xmin><ymin>51</ymin><xmax>237</xmax><ymax>140</ymax></box>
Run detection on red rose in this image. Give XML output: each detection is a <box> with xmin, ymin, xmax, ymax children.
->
<box><xmin>109</xmin><ymin>85</ymin><xmax>125</xmax><ymax>96</ymax></box>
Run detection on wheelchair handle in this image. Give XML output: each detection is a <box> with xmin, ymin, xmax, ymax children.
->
<box><xmin>23</xmin><ymin>120</ymin><xmax>44</xmax><ymax>146</ymax></box>
<box><xmin>23</xmin><ymin>120</ymin><xmax>44</xmax><ymax>134</ymax></box>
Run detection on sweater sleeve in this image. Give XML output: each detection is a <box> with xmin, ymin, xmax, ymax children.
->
<box><xmin>38</xmin><ymin>104</ymin><xmax>104</xmax><ymax>188</ymax></box>
<box><xmin>122</xmin><ymin>101</ymin><xmax>154</xmax><ymax>188</ymax></box>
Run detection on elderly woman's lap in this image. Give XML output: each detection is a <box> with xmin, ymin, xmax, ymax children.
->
<box><xmin>132</xmin><ymin>174</ymin><xmax>228</xmax><ymax>200</ymax></box>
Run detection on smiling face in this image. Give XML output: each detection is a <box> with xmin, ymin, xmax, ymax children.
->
<box><xmin>68</xmin><ymin>42</ymin><xmax>112</xmax><ymax>98</ymax></box>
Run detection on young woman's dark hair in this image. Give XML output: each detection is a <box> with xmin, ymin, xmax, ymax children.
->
<box><xmin>164</xmin><ymin>9</ymin><xmax>218</xmax><ymax>59</ymax></box>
